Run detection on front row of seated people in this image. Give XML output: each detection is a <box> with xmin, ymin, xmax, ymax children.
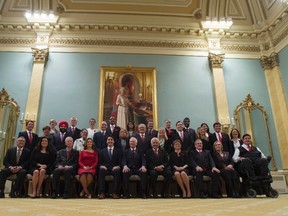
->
<box><xmin>0</xmin><ymin>133</ymin><xmax>271</xmax><ymax>199</ymax></box>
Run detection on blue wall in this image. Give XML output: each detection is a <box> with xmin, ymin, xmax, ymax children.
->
<box><xmin>0</xmin><ymin>51</ymin><xmax>283</xmax><ymax>169</ymax></box>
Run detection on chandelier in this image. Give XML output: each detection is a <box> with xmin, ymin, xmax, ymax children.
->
<box><xmin>281</xmin><ymin>0</ymin><xmax>288</xmax><ymax>4</ymax></box>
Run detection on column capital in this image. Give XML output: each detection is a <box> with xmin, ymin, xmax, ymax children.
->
<box><xmin>209</xmin><ymin>53</ymin><xmax>225</xmax><ymax>68</ymax></box>
<box><xmin>260</xmin><ymin>52</ymin><xmax>279</xmax><ymax>70</ymax></box>
<box><xmin>31</xmin><ymin>48</ymin><xmax>49</xmax><ymax>64</ymax></box>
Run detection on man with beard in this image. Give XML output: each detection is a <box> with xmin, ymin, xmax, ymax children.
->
<box><xmin>53</xmin><ymin>121</ymin><xmax>69</xmax><ymax>151</ymax></box>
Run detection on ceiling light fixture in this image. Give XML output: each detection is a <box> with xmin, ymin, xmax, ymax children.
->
<box><xmin>25</xmin><ymin>11</ymin><xmax>59</xmax><ymax>24</ymax></box>
<box><xmin>201</xmin><ymin>17</ymin><xmax>233</xmax><ymax>30</ymax></box>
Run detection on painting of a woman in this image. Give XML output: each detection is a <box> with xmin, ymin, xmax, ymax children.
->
<box><xmin>116</xmin><ymin>87</ymin><xmax>130</xmax><ymax>129</ymax></box>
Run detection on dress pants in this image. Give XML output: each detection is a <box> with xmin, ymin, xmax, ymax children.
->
<box><xmin>98</xmin><ymin>168</ymin><xmax>121</xmax><ymax>194</ymax></box>
<box><xmin>122</xmin><ymin>169</ymin><xmax>147</xmax><ymax>196</ymax></box>
<box><xmin>0</xmin><ymin>168</ymin><xmax>27</xmax><ymax>194</ymax></box>
<box><xmin>149</xmin><ymin>169</ymin><xmax>172</xmax><ymax>195</ymax></box>
<box><xmin>194</xmin><ymin>170</ymin><xmax>220</xmax><ymax>196</ymax></box>
<box><xmin>52</xmin><ymin>168</ymin><xmax>74</xmax><ymax>195</ymax></box>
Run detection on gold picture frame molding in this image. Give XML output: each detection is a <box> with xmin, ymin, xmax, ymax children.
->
<box><xmin>98</xmin><ymin>65</ymin><xmax>158</xmax><ymax>129</ymax></box>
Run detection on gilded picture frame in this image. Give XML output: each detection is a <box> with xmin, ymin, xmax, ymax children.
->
<box><xmin>98</xmin><ymin>65</ymin><xmax>158</xmax><ymax>129</ymax></box>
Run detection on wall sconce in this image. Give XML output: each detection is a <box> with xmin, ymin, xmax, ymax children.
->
<box><xmin>201</xmin><ymin>17</ymin><xmax>233</xmax><ymax>30</ymax></box>
<box><xmin>25</xmin><ymin>10</ymin><xmax>59</xmax><ymax>24</ymax></box>
<box><xmin>219</xmin><ymin>116</ymin><xmax>236</xmax><ymax>133</ymax></box>
<box><xmin>19</xmin><ymin>112</ymin><xmax>36</xmax><ymax>124</ymax></box>
<box><xmin>281</xmin><ymin>0</ymin><xmax>288</xmax><ymax>5</ymax></box>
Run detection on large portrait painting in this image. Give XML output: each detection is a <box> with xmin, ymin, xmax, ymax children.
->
<box><xmin>98</xmin><ymin>66</ymin><xmax>158</xmax><ymax>129</ymax></box>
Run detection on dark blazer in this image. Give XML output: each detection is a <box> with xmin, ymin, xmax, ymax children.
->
<box><xmin>134</xmin><ymin>133</ymin><xmax>151</xmax><ymax>153</ymax></box>
<box><xmin>98</xmin><ymin>147</ymin><xmax>122</xmax><ymax>170</ymax></box>
<box><xmin>3</xmin><ymin>147</ymin><xmax>31</xmax><ymax>170</ymax></box>
<box><xmin>122</xmin><ymin>148</ymin><xmax>146</xmax><ymax>170</ymax></box>
<box><xmin>183</xmin><ymin>128</ymin><xmax>197</xmax><ymax>143</ymax></box>
<box><xmin>146</xmin><ymin>129</ymin><xmax>158</xmax><ymax>139</ymax></box>
<box><xmin>171</xmin><ymin>131</ymin><xmax>193</xmax><ymax>151</ymax></box>
<box><xmin>66</xmin><ymin>126</ymin><xmax>81</xmax><ymax>141</ymax></box>
<box><xmin>190</xmin><ymin>149</ymin><xmax>216</xmax><ymax>171</ymax></box>
<box><xmin>18</xmin><ymin>131</ymin><xmax>38</xmax><ymax>151</ymax></box>
<box><xmin>209</xmin><ymin>132</ymin><xmax>230</xmax><ymax>152</ymax></box>
<box><xmin>54</xmin><ymin>148</ymin><xmax>79</xmax><ymax>173</ymax></box>
<box><xmin>52</xmin><ymin>132</ymin><xmax>69</xmax><ymax>151</ymax></box>
<box><xmin>229</xmin><ymin>139</ymin><xmax>243</xmax><ymax>157</ymax></box>
<box><xmin>106</xmin><ymin>124</ymin><xmax>121</xmax><ymax>139</ymax></box>
<box><xmin>115</xmin><ymin>137</ymin><xmax>130</xmax><ymax>153</ymax></box>
<box><xmin>93</xmin><ymin>131</ymin><xmax>108</xmax><ymax>151</ymax></box>
<box><xmin>212</xmin><ymin>151</ymin><xmax>234</xmax><ymax>170</ymax></box>
<box><xmin>145</xmin><ymin>148</ymin><xmax>169</xmax><ymax>171</ymax></box>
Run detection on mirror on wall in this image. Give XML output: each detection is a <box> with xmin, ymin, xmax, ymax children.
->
<box><xmin>233</xmin><ymin>94</ymin><xmax>277</xmax><ymax>171</ymax></box>
<box><xmin>0</xmin><ymin>88</ymin><xmax>20</xmax><ymax>169</ymax></box>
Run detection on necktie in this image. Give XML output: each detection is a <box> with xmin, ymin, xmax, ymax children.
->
<box><xmin>141</xmin><ymin>134</ymin><xmax>145</xmax><ymax>143</ymax></box>
<box><xmin>132</xmin><ymin>149</ymin><xmax>136</xmax><ymax>158</ymax></box>
<box><xmin>60</xmin><ymin>133</ymin><xmax>64</xmax><ymax>142</ymax></box>
<box><xmin>111</xmin><ymin>125</ymin><xmax>114</xmax><ymax>133</ymax></box>
<box><xmin>149</xmin><ymin>129</ymin><xmax>152</xmax><ymax>135</ymax></box>
<box><xmin>108</xmin><ymin>148</ymin><xmax>112</xmax><ymax>159</ymax></box>
<box><xmin>72</xmin><ymin>127</ymin><xmax>75</xmax><ymax>134</ymax></box>
<box><xmin>180</xmin><ymin>132</ymin><xmax>184</xmax><ymax>141</ymax></box>
<box><xmin>29</xmin><ymin>132</ymin><xmax>33</xmax><ymax>143</ymax></box>
<box><xmin>16</xmin><ymin>148</ymin><xmax>21</xmax><ymax>163</ymax></box>
<box><xmin>247</xmin><ymin>145</ymin><xmax>251</xmax><ymax>151</ymax></box>
<box><xmin>66</xmin><ymin>149</ymin><xmax>70</xmax><ymax>158</ymax></box>
<box><xmin>217</xmin><ymin>133</ymin><xmax>222</xmax><ymax>142</ymax></box>
<box><xmin>154</xmin><ymin>149</ymin><xmax>158</xmax><ymax>157</ymax></box>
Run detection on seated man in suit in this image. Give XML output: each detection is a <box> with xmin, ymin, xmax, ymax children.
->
<box><xmin>98</xmin><ymin>135</ymin><xmax>122</xmax><ymax>199</ymax></box>
<box><xmin>18</xmin><ymin>120</ymin><xmax>38</xmax><ymax>151</ymax></box>
<box><xmin>51</xmin><ymin>136</ymin><xmax>79</xmax><ymax>199</ymax></box>
<box><xmin>145</xmin><ymin>137</ymin><xmax>172</xmax><ymax>198</ymax></box>
<box><xmin>0</xmin><ymin>136</ymin><xmax>31</xmax><ymax>198</ymax></box>
<box><xmin>122</xmin><ymin>137</ymin><xmax>147</xmax><ymax>198</ymax></box>
<box><xmin>232</xmin><ymin>133</ymin><xmax>270</xmax><ymax>193</ymax></box>
<box><xmin>190</xmin><ymin>139</ymin><xmax>221</xmax><ymax>198</ymax></box>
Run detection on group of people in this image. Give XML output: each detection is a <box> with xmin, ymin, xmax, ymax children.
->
<box><xmin>0</xmin><ymin>116</ymin><xmax>271</xmax><ymax>199</ymax></box>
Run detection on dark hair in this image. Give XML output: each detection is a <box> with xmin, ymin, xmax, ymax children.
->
<box><xmin>172</xmin><ymin>139</ymin><xmax>182</xmax><ymax>147</ymax></box>
<box><xmin>230</xmin><ymin>128</ymin><xmax>241</xmax><ymax>139</ymax></box>
<box><xmin>183</xmin><ymin>117</ymin><xmax>190</xmax><ymax>121</ymax></box>
<box><xmin>175</xmin><ymin>121</ymin><xmax>182</xmax><ymax>127</ymax></box>
<box><xmin>127</xmin><ymin>121</ymin><xmax>135</xmax><ymax>131</ymax></box>
<box><xmin>242</xmin><ymin>133</ymin><xmax>251</xmax><ymax>140</ymax></box>
<box><xmin>36</xmin><ymin>136</ymin><xmax>52</xmax><ymax>152</ymax></box>
<box><xmin>42</xmin><ymin>125</ymin><xmax>51</xmax><ymax>131</ymax></box>
<box><xmin>26</xmin><ymin>120</ymin><xmax>34</xmax><ymax>127</ymax></box>
<box><xmin>106</xmin><ymin>134</ymin><xmax>115</xmax><ymax>141</ymax></box>
<box><xmin>200</xmin><ymin>123</ymin><xmax>210</xmax><ymax>133</ymax></box>
<box><xmin>213</xmin><ymin>122</ymin><xmax>221</xmax><ymax>128</ymax></box>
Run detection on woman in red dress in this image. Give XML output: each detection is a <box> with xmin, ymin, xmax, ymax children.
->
<box><xmin>78</xmin><ymin>138</ymin><xmax>98</xmax><ymax>198</ymax></box>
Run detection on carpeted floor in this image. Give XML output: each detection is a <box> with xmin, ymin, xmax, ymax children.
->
<box><xmin>0</xmin><ymin>194</ymin><xmax>287</xmax><ymax>216</ymax></box>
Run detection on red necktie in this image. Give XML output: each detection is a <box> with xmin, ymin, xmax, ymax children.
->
<box><xmin>29</xmin><ymin>132</ymin><xmax>33</xmax><ymax>143</ymax></box>
<box><xmin>141</xmin><ymin>134</ymin><xmax>145</xmax><ymax>143</ymax></box>
<box><xmin>180</xmin><ymin>132</ymin><xmax>184</xmax><ymax>141</ymax></box>
<box><xmin>248</xmin><ymin>145</ymin><xmax>251</xmax><ymax>151</ymax></box>
<box><xmin>217</xmin><ymin>133</ymin><xmax>222</xmax><ymax>142</ymax></box>
<box><xmin>66</xmin><ymin>149</ymin><xmax>71</xmax><ymax>158</ymax></box>
<box><xmin>72</xmin><ymin>127</ymin><xmax>75</xmax><ymax>134</ymax></box>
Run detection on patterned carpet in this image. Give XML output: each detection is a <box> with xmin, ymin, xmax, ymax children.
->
<box><xmin>0</xmin><ymin>195</ymin><xmax>288</xmax><ymax>216</ymax></box>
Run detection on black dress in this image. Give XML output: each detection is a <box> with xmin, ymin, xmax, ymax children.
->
<box><xmin>29</xmin><ymin>149</ymin><xmax>56</xmax><ymax>174</ymax></box>
<box><xmin>169</xmin><ymin>151</ymin><xmax>190</xmax><ymax>175</ymax></box>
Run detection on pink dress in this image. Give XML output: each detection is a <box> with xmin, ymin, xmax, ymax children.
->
<box><xmin>78</xmin><ymin>150</ymin><xmax>98</xmax><ymax>175</ymax></box>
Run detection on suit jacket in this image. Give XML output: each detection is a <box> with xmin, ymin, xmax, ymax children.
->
<box><xmin>134</xmin><ymin>133</ymin><xmax>151</xmax><ymax>153</ymax></box>
<box><xmin>54</xmin><ymin>148</ymin><xmax>79</xmax><ymax>173</ymax></box>
<box><xmin>18</xmin><ymin>131</ymin><xmax>38</xmax><ymax>151</ymax></box>
<box><xmin>171</xmin><ymin>131</ymin><xmax>193</xmax><ymax>151</ymax></box>
<box><xmin>67</xmin><ymin>126</ymin><xmax>81</xmax><ymax>141</ymax></box>
<box><xmin>99</xmin><ymin>147</ymin><xmax>122</xmax><ymax>170</ymax></box>
<box><xmin>115</xmin><ymin>137</ymin><xmax>130</xmax><ymax>153</ymax></box>
<box><xmin>106</xmin><ymin>124</ymin><xmax>121</xmax><ymax>139</ymax></box>
<box><xmin>3</xmin><ymin>147</ymin><xmax>31</xmax><ymax>170</ymax></box>
<box><xmin>52</xmin><ymin>132</ymin><xmax>69</xmax><ymax>151</ymax></box>
<box><xmin>93</xmin><ymin>131</ymin><xmax>108</xmax><ymax>151</ymax></box>
<box><xmin>212</xmin><ymin>151</ymin><xmax>234</xmax><ymax>170</ymax></box>
<box><xmin>165</xmin><ymin>128</ymin><xmax>176</xmax><ymax>153</ymax></box>
<box><xmin>209</xmin><ymin>132</ymin><xmax>230</xmax><ymax>152</ymax></box>
<box><xmin>122</xmin><ymin>148</ymin><xmax>146</xmax><ymax>170</ymax></box>
<box><xmin>145</xmin><ymin>148</ymin><xmax>169</xmax><ymax>171</ymax></box>
<box><xmin>146</xmin><ymin>129</ymin><xmax>158</xmax><ymax>140</ymax></box>
<box><xmin>190</xmin><ymin>149</ymin><xmax>216</xmax><ymax>171</ymax></box>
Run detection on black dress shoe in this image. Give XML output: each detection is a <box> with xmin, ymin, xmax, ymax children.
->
<box><xmin>51</xmin><ymin>193</ymin><xmax>57</xmax><ymax>199</ymax></box>
<box><xmin>199</xmin><ymin>192</ymin><xmax>207</xmax><ymax>199</ymax></box>
<box><xmin>152</xmin><ymin>193</ymin><xmax>158</xmax><ymax>198</ymax></box>
<box><xmin>141</xmin><ymin>194</ymin><xmax>147</xmax><ymax>199</ymax></box>
<box><xmin>123</xmin><ymin>194</ymin><xmax>130</xmax><ymax>199</ymax></box>
<box><xmin>63</xmin><ymin>193</ymin><xmax>70</xmax><ymax>199</ymax></box>
<box><xmin>0</xmin><ymin>192</ymin><xmax>4</xmax><ymax>198</ymax></box>
<box><xmin>211</xmin><ymin>193</ymin><xmax>222</xmax><ymax>199</ymax></box>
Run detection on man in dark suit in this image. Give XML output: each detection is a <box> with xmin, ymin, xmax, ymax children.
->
<box><xmin>134</xmin><ymin>123</ymin><xmax>151</xmax><ymax>153</ymax></box>
<box><xmin>190</xmin><ymin>139</ymin><xmax>221</xmax><ymax>198</ymax></box>
<box><xmin>0</xmin><ymin>136</ymin><xmax>31</xmax><ymax>198</ymax></box>
<box><xmin>164</xmin><ymin>119</ymin><xmax>176</xmax><ymax>153</ymax></box>
<box><xmin>18</xmin><ymin>120</ymin><xmax>38</xmax><ymax>151</ymax></box>
<box><xmin>51</xmin><ymin>136</ymin><xmax>79</xmax><ymax>199</ymax></box>
<box><xmin>145</xmin><ymin>137</ymin><xmax>172</xmax><ymax>198</ymax></box>
<box><xmin>53</xmin><ymin>120</ymin><xmax>69</xmax><ymax>151</ymax></box>
<box><xmin>66</xmin><ymin>116</ymin><xmax>81</xmax><ymax>141</ymax></box>
<box><xmin>209</xmin><ymin>122</ymin><xmax>230</xmax><ymax>152</ymax></box>
<box><xmin>106</xmin><ymin>116</ymin><xmax>121</xmax><ymax>139</ymax></box>
<box><xmin>171</xmin><ymin>121</ymin><xmax>194</xmax><ymax>151</ymax></box>
<box><xmin>98</xmin><ymin>135</ymin><xmax>122</xmax><ymax>199</ymax></box>
<box><xmin>146</xmin><ymin>120</ymin><xmax>158</xmax><ymax>139</ymax></box>
<box><xmin>183</xmin><ymin>117</ymin><xmax>197</xmax><ymax>141</ymax></box>
<box><xmin>93</xmin><ymin>121</ymin><xmax>109</xmax><ymax>151</ymax></box>
<box><xmin>122</xmin><ymin>137</ymin><xmax>147</xmax><ymax>198</ymax></box>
